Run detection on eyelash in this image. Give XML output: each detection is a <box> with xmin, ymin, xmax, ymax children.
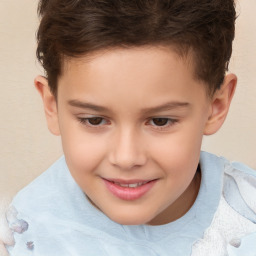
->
<box><xmin>146</xmin><ymin>118</ymin><xmax>178</xmax><ymax>130</ymax></box>
<box><xmin>78</xmin><ymin>117</ymin><xmax>109</xmax><ymax>127</ymax></box>
<box><xmin>77</xmin><ymin>117</ymin><xmax>178</xmax><ymax>130</ymax></box>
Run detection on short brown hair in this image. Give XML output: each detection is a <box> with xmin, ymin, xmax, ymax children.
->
<box><xmin>37</xmin><ymin>0</ymin><xmax>236</xmax><ymax>97</ymax></box>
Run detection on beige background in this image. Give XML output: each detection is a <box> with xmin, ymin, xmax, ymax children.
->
<box><xmin>0</xmin><ymin>0</ymin><xmax>255</xmax><ymax>199</ymax></box>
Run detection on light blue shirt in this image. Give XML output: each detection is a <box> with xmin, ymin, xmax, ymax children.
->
<box><xmin>6</xmin><ymin>152</ymin><xmax>256</xmax><ymax>256</ymax></box>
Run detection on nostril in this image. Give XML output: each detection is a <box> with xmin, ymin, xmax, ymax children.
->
<box><xmin>229</xmin><ymin>238</ymin><xmax>241</xmax><ymax>248</ymax></box>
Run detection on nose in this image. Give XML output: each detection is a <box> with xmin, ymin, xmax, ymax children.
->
<box><xmin>108</xmin><ymin>128</ymin><xmax>147</xmax><ymax>170</ymax></box>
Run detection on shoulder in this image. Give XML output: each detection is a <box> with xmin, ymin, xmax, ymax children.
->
<box><xmin>224</xmin><ymin>159</ymin><xmax>256</xmax><ymax>179</ymax></box>
<box><xmin>201</xmin><ymin>151</ymin><xmax>256</xmax><ymax>222</ymax></box>
<box><xmin>13</xmin><ymin>156</ymin><xmax>65</xmax><ymax>198</ymax></box>
<box><xmin>200</xmin><ymin>151</ymin><xmax>256</xmax><ymax>198</ymax></box>
<box><xmin>192</xmin><ymin>153</ymin><xmax>256</xmax><ymax>255</ymax></box>
<box><xmin>10</xmin><ymin>156</ymin><xmax>80</xmax><ymax>218</ymax></box>
<box><xmin>222</xmin><ymin>158</ymin><xmax>256</xmax><ymax>222</ymax></box>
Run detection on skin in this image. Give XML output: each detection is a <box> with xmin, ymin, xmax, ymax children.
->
<box><xmin>35</xmin><ymin>46</ymin><xmax>237</xmax><ymax>226</ymax></box>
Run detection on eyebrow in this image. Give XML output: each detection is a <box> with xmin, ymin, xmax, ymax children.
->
<box><xmin>141</xmin><ymin>102</ymin><xmax>191</xmax><ymax>114</ymax></box>
<box><xmin>68</xmin><ymin>99</ymin><xmax>190</xmax><ymax>114</ymax></box>
<box><xmin>68</xmin><ymin>100</ymin><xmax>109</xmax><ymax>112</ymax></box>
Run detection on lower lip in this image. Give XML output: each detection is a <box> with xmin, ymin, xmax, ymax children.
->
<box><xmin>103</xmin><ymin>179</ymin><xmax>157</xmax><ymax>201</ymax></box>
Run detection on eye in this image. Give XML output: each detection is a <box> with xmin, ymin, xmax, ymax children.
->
<box><xmin>146</xmin><ymin>117</ymin><xmax>178</xmax><ymax>130</ymax></box>
<box><xmin>87</xmin><ymin>117</ymin><xmax>104</xmax><ymax>125</ymax></box>
<box><xmin>78</xmin><ymin>117</ymin><xmax>109</xmax><ymax>126</ymax></box>
<box><xmin>151</xmin><ymin>118</ymin><xmax>169</xmax><ymax>126</ymax></box>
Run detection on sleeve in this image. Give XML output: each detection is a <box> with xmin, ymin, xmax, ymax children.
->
<box><xmin>224</xmin><ymin>161</ymin><xmax>256</xmax><ymax>215</ymax></box>
<box><xmin>191</xmin><ymin>160</ymin><xmax>256</xmax><ymax>256</ymax></box>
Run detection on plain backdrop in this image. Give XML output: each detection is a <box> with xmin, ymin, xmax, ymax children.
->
<box><xmin>0</xmin><ymin>0</ymin><xmax>255</xmax><ymax>199</ymax></box>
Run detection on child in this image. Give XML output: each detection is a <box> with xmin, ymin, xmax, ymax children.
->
<box><xmin>3</xmin><ymin>0</ymin><xmax>256</xmax><ymax>255</ymax></box>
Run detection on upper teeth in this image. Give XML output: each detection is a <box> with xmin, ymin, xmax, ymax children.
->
<box><xmin>114</xmin><ymin>182</ymin><xmax>148</xmax><ymax>188</ymax></box>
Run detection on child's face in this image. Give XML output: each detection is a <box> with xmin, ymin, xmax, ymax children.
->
<box><xmin>41</xmin><ymin>47</ymin><xmax>220</xmax><ymax>225</ymax></box>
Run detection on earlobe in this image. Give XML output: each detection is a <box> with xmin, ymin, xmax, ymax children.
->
<box><xmin>204</xmin><ymin>73</ymin><xmax>237</xmax><ymax>135</ymax></box>
<box><xmin>34</xmin><ymin>76</ymin><xmax>60</xmax><ymax>136</ymax></box>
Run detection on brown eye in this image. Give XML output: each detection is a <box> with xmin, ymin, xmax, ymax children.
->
<box><xmin>152</xmin><ymin>118</ymin><xmax>169</xmax><ymax>126</ymax></box>
<box><xmin>88</xmin><ymin>117</ymin><xmax>104</xmax><ymax>125</ymax></box>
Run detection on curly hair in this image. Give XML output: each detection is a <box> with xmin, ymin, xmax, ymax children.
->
<box><xmin>36</xmin><ymin>0</ymin><xmax>236</xmax><ymax>97</ymax></box>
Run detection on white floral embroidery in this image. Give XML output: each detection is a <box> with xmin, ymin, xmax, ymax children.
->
<box><xmin>6</xmin><ymin>206</ymin><xmax>28</xmax><ymax>234</ymax></box>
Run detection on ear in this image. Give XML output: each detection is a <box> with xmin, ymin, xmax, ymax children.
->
<box><xmin>34</xmin><ymin>76</ymin><xmax>60</xmax><ymax>136</ymax></box>
<box><xmin>204</xmin><ymin>73</ymin><xmax>237</xmax><ymax>135</ymax></box>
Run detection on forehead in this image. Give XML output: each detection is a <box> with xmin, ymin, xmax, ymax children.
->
<box><xmin>58</xmin><ymin>46</ymin><xmax>208</xmax><ymax>107</ymax></box>
<box><xmin>62</xmin><ymin>45</ymin><xmax>195</xmax><ymax>76</ymax></box>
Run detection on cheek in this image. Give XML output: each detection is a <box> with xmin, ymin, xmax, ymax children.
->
<box><xmin>60</xmin><ymin>123</ymin><xmax>108</xmax><ymax>177</ymax></box>
<box><xmin>148</xmin><ymin>123</ymin><xmax>203</xmax><ymax>178</ymax></box>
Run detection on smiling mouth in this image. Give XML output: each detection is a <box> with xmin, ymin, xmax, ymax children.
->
<box><xmin>103</xmin><ymin>178</ymin><xmax>158</xmax><ymax>200</ymax></box>
<box><xmin>111</xmin><ymin>181</ymin><xmax>150</xmax><ymax>188</ymax></box>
